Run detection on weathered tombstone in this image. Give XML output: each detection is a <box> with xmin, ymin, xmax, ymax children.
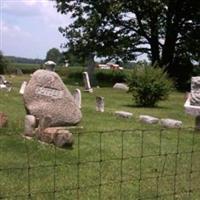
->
<box><xmin>72</xmin><ymin>89</ymin><xmax>81</xmax><ymax>109</ymax></box>
<box><xmin>83</xmin><ymin>72</ymin><xmax>93</xmax><ymax>93</ymax></box>
<box><xmin>19</xmin><ymin>81</ymin><xmax>27</xmax><ymax>94</ymax></box>
<box><xmin>113</xmin><ymin>83</ymin><xmax>129</xmax><ymax>91</ymax></box>
<box><xmin>0</xmin><ymin>75</ymin><xmax>6</xmax><ymax>84</ymax></box>
<box><xmin>139</xmin><ymin>115</ymin><xmax>159</xmax><ymax>124</ymax></box>
<box><xmin>184</xmin><ymin>77</ymin><xmax>200</xmax><ymax>130</ymax></box>
<box><xmin>44</xmin><ymin>60</ymin><xmax>56</xmax><ymax>71</ymax></box>
<box><xmin>96</xmin><ymin>96</ymin><xmax>104</xmax><ymax>112</ymax></box>
<box><xmin>23</xmin><ymin>69</ymin><xmax>82</xmax><ymax>127</ymax></box>
<box><xmin>24</xmin><ymin>115</ymin><xmax>36</xmax><ymax>137</ymax></box>
<box><xmin>160</xmin><ymin>118</ymin><xmax>182</xmax><ymax>128</ymax></box>
<box><xmin>115</xmin><ymin>111</ymin><xmax>133</xmax><ymax>118</ymax></box>
<box><xmin>16</xmin><ymin>68</ymin><xmax>23</xmax><ymax>75</ymax></box>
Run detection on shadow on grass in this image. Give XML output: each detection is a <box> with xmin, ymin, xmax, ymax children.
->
<box><xmin>123</xmin><ymin>104</ymin><xmax>170</xmax><ymax>110</ymax></box>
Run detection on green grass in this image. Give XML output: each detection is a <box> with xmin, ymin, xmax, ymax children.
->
<box><xmin>0</xmin><ymin>75</ymin><xmax>200</xmax><ymax>199</ymax></box>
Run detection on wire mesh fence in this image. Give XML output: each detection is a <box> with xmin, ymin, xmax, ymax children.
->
<box><xmin>1</xmin><ymin>125</ymin><xmax>200</xmax><ymax>199</ymax></box>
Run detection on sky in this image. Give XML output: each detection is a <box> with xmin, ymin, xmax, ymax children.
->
<box><xmin>0</xmin><ymin>0</ymin><xmax>72</xmax><ymax>59</ymax></box>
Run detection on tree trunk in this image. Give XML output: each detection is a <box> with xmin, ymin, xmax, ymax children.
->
<box><xmin>86</xmin><ymin>53</ymin><xmax>96</xmax><ymax>87</ymax></box>
<box><xmin>150</xmin><ymin>18</ymin><xmax>160</xmax><ymax>65</ymax></box>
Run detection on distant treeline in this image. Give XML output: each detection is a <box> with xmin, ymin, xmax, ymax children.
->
<box><xmin>5</xmin><ymin>56</ymin><xmax>44</xmax><ymax>64</ymax></box>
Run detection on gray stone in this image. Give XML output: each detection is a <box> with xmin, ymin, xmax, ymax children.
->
<box><xmin>23</xmin><ymin>69</ymin><xmax>82</xmax><ymax>126</ymax></box>
<box><xmin>190</xmin><ymin>77</ymin><xmax>200</xmax><ymax>106</ymax></box>
<box><xmin>160</xmin><ymin>118</ymin><xmax>182</xmax><ymax>128</ymax></box>
<box><xmin>113</xmin><ymin>83</ymin><xmax>129</xmax><ymax>91</ymax></box>
<box><xmin>115</xmin><ymin>111</ymin><xmax>133</xmax><ymax>118</ymax></box>
<box><xmin>83</xmin><ymin>72</ymin><xmax>93</xmax><ymax>92</ymax></box>
<box><xmin>24</xmin><ymin>115</ymin><xmax>36</xmax><ymax>137</ymax></box>
<box><xmin>72</xmin><ymin>89</ymin><xmax>81</xmax><ymax>109</ymax></box>
<box><xmin>139</xmin><ymin>115</ymin><xmax>159</xmax><ymax>124</ymax></box>
<box><xmin>96</xmin><ymin>96</ymin><xmax>104</xmax><ymax>112</ymax></box>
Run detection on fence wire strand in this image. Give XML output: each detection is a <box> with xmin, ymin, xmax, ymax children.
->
<box><xmin>0</xmin><ymin>127</ymin><xmax>200</xmax><ymax>199</ymax></box>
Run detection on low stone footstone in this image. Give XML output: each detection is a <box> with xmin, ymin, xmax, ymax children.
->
<box><xmin>23</xmin><ymin>69</ymin><xmax>82</xmax><ymax>126</ymax></box>
<box><xmin>160</xmin><ymin>119</ymin><xmax>182</xmax><ymax>128</ymax></box>
<box><xmin>53</xmin><ymin>129</ymin><xmax>73</xmax><ymax>147</ymax></box>
<box><xmin>139</xmin><ymin>115</ymin><xmax>159</xmax><ymax>124</ymax></box>
<box><xmin>72</xmin><ymin>89</ymin><xmax>81</xmax><ymax>109</ymax></box>
<box><xmin>24</xmin><ymin>115</ymin><xmax>36</xmax><ymax>137</ymax></box>
<box><xmin>41</xmin><ymin>127</ymin><xmax>73</xmax><ymax>147</ymax></box>
<box><xmin>115</xmin><ymin>111</ymin><xmax>133</xmax><ymax>118</ymax></box>
<box><xmin>83</xmin><ymin>72</ymin><xmax>93</xmax><ymax>93</ymax></box>
<box><xmin>113</xmin><ymin>83</ymin><xmax>129</xmax><ymax>91</ymax></box>
<box><xmin>0</xmin><ymin>112</ymin><xmax>8</xmax><ymax>127</ymax></box>
<box><xmin>96</xmin><ymin>96</ymin><xmax>104</xmax><ymax>112</ymax></box>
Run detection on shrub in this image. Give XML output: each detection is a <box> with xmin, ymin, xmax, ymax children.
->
<box><xmin>127</xmin><ymin>65</ymin><xmax>173</xmax><ymax>107</ymax></box>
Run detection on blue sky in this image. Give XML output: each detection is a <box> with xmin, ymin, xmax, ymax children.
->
<box><xmin>1</xmin><ymin>0</ymin><xmax>72</xmax><ymax>59</ymax></box>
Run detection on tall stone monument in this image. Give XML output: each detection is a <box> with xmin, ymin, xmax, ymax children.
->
<box><xmin>184</xmin><ymin>77</ymin><xmax>200</xmax><ymax>130</ymax></box>
<box><xmin>83</xmin><ymin>72</ymin><xmax>93</xmax><ymax>93</ymax></box>
<box><xmin>22</xmin><ymin>69</ymin><xmax>82</xmax><ymax>147</ymax></box>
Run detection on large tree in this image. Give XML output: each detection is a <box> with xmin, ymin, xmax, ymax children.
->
<box><xmin>45</xmin><ymin>48</ymin><xmax>64</xmax><ymax>64</ymax></box>
<box><xmin>54</xmin><ymin>0</ymin><xmax>199</xmax><ymax>79</ymax></box>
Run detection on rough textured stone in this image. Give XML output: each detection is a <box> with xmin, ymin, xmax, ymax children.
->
<box><xmin>113</xmin><ymin>83</ymin><xmax>129</xmax><ymax>91</ymax></box>
<box><xmin>0</xmin><ymin>112</ymin><xmax>8</xmax><ymax>127</ymax></box>
<box><xmin>23</xmin><ymin>69</ymin><xmax>82</xmax><ymax>126</ymax></box>
<box><xmin>139</xmin><ymin>115</ymin><xmax>159</xmax><ymax>124</ymax></box>
<box><xmin>160</xmin><ymin>119</ymin><xmax>182</xmax><ymax>128</ymax></box>
<box><xmin>190</xmin><ymin>77</ymin><xmax>200</xmax><ymax>106</ymax></box>
<box><xmin>24</xmin><ymin>115</ymin><xmax>36</xmax><ymax>137</ymax></box>
<box><xmin>53</xmin><ymin>129</ymin><xmax>73</xmax><ymax>147</ymax></box>
<box><xmin>39</xmin><ymin>127</ymin><xmax>73</xmax><ymax>147</ymax></box>
<box><xmin>115</xmin><ymin>111</ymin><xmax>133</xmax><ymax>118</ymax></box>
<box><xmin>96</xmin><ymin>96</ymin><xmax>104</xmax><ymax>112</ymax></box>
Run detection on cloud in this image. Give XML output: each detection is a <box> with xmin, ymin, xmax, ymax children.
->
<box><xmin>1</xmin><ymin>0</ymin><xmax>71</xmax><ymax>58</ymax></box>
<box><xmin>1</xmin><ymin>21</ymin><xmax>31</xmax><ymax>38</ymax></box>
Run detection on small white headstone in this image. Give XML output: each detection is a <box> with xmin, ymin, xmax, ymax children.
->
<box><xmin>19</xmin><ymin>81</ymin><xmax>27</xmax><ymax>94</ymax></box>
<box><xmin>113</xmin><ymin>83</ymin><xmax>129</xmax><ymax>91</ymax></box>
<box><xmin>73</xmin><ymin>89</ymin><xmax>82</xmax><ymax>109</ymax></box>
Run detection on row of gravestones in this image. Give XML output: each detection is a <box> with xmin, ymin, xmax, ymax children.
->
<box><xmin>0</xmin><ymin>60</ymin><xmax>198</xmax><ymax>147</ymax></box>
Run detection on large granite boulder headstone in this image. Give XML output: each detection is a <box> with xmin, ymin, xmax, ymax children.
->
<box><xmin>23</xmin><ymin>69</ymin><xmax>82</xmax><ymax>127</ymax></box>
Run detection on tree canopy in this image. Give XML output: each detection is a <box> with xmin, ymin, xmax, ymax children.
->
<box><xmin>45</xmin><ymin>48</ymin><xmax>64</xmax><ymax>64</ymax></box>
<box><xmin>54</xmin><ymin>0</ymin><xmax>200</xmax><ymax>86</ymax></box>
<box><xmin>0</xmin><ymin>51</ymin><xmax>9</xmax><ymax>74</ymax></box>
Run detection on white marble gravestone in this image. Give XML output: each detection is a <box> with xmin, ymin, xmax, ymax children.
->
<box><xmin>73</xmin><ymin>89</ymin><xmax>82</xmax><ymax>109</ymax></box>
<box><xmin>184</xmin><ymin>77</ymin><xmax>200</xmax><ymax>130</ymax></box>
<box><xmin>83</xmin><ymin>72</ymin><xmax>93</xmax><ymax>93</ymax></box>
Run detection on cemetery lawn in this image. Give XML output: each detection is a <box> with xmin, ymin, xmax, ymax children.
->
<box><xmin>1</xmin><ymin>74</ymin><xmax>200</xmax><ymax>199</ymax></box>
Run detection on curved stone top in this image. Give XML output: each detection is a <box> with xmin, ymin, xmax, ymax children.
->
<box><xmin>23</xmin><ymin>70</ymin><xmax>82</xmax><ymax>126</ymax></box>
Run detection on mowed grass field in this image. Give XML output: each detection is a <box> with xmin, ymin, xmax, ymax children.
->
<box><xmin>1</xmin><ymin>74</ymin><xmax>200</xmax><ymax>199</ymax></box>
